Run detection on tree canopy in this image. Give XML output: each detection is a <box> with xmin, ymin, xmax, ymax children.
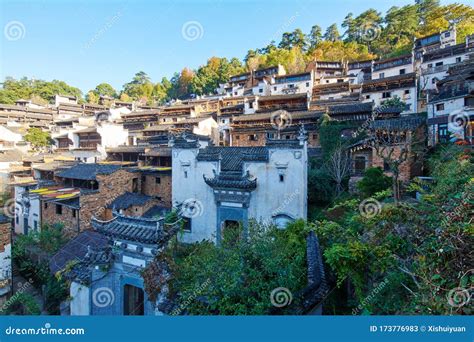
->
<box><xmin>1</xmin><ymin>0</ymin><xmax>472</xmax><ymax>104</ymax></box>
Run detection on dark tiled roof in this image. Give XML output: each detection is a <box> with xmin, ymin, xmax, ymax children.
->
<box><xmin>49</xmin><ymin>230</ymin><xmax>110</xmax><ymax>274</ymax></box>
<box><xmin>370</xmin><ymin>116</ymin><xmax>426</xmax><ymax>131</ymax></box>
<box><xmin>327</xmin><ymin>102</ymin><xmax>373</xmax><ymax>114</ymax></box>
<box><xmin>108</xmin><ymin>192</ymin><xmax>154</xmax><ymax>210</ymax></box>
<box><xmin>197</xmin><ymin>146</ymin><xmax>268</xmax><ymax>171</ymax></box>
<box><xmin>56</xmin><ymin>163</ymin><xmax>122</xmax><ymax>180</ymax></box>
<box><xmin>204</xmin><ymin>171</ymin><xmax>257</xmax><ymax>190</ymax></box>
<box><xmin>92</xmin><ymin>213</ymin><xmax>164</xmax><ymax>245</ymax></box>
<box><xmin>198</xmin><ymin>146</ymin><xmax>269</xmax><ymax>190</ymax></box>
<box><xmin>170</xmin><ymin>135</ymin><xmax>200</xmax><ymax>149</ymax></box>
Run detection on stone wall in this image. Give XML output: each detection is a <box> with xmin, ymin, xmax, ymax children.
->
<box><xmin>79</xmin><ymin>169</ymin><xmax>137</xmax><ymax>230</ymax></box>
<box><xmin>231</xmin><ymin>130</ymin><xmax>266</xmax><ymax>147</ymax></box>
<box><xmin>122</xmin><ymin>199</ymin><xmax>159</xmax><ymax>217</ymax></box>
<box><xmin>42</xmin><ymin>201</ymin><xmax>80</xmax><ymax>238</ymax></box>
<box><xmin>0</xmin><ymin>222</ymin><xmax>10</xmax><ymax>253</ymax></box>
<box><xmin>140</xmin><ymin>172</ymin><xmax>172</xmax><ymax>207</ymax></box>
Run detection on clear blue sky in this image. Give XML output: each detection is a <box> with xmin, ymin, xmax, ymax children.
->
<box><xmin>0</xmin><ymin>0</ymin><xmax>468</xmax><ymax>93</ymax></box>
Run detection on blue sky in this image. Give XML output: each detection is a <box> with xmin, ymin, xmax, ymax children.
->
<box><xmin>0</xmin><ymin>0</ymin><xmax>468</xmax><ymax>93</ymax></box>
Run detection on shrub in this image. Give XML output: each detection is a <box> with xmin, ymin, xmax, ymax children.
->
<box><xmin>357</xmin><ymin>167</ymin><xmax>392</xmax><ymax>198</ymax></box>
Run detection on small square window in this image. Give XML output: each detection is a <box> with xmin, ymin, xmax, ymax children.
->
<box><xmin>456</xmin><ymin>57</ymin><xmax>461</xmax><ymax>63</ymax></box>
<box><xmin>235</xmin><ymin>135</ymin><xmax>240</xmax><ymax>140</ymax></box>
<box><xmin>379</xmin><ymin>73</ymin><xmax>385</xmax><ymax>79</ymax></box>
<box><xmin>365</xmin><ymin>95</ymin><xmax>371</xmax><ymax>100</ymax></box>
<box><xmin>306</xmin><ymin>82</ymin><xmax>310</xmax><ymax>87</ymax></box>
<box><xmin>259</xmin><ymin>88</ymin><xmax>263</xmax><ymax>93</ymax></box>
<box><xmin>399</xmin><ymin>69</ymin><xmax>406</xmax><ymax>75</ymax></box>
<box><xmin>273</xmin><ymin>86</ymin><xmax>277</xmax><ymax>91</ymax></box>
<box><xmin>436</xmin><ymin>103</ymin><xmax>445</xmax><ymax>111</ymax></box>
<box><xmin>155</xmin><ymin>177</ymin><xmax>161</xmax><ymax>184</ymax></box>
<box><xmin>404</xmin><ymin>89</ymin><xmax>410</xmax><ymax>95</ymax></box>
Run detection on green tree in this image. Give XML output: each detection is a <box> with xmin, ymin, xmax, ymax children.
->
<box><xmin>357</xmin><ymin>167</ymin><xmax>392</xmax><ymax>197</ymax></box>
<box><xmin>324</xmin><ymin>23</ymin><xmax>341</xmax><ymax>42</ymax></box>
<box><xmin>24</xmin><ymin>128</ymin><xmax>52</xmax><ymax>151</ymax></box>
<box><xmin>308</xmin><ymin>25</ymin><xmax>323</xmax><ymax>50</ymax></box>
<box><xmin>93</xmin><ymin>83</ymin><xmax>117</xmax><ymax>98</ymax></box>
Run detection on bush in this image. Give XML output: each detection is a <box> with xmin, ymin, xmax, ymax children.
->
<box><xmin>357</xmin><ymin>167</ymin><xmax>392</xmax><ymax>198</ymax></box>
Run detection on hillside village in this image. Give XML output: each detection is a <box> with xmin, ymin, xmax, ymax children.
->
<box><xmin>0</xmin><ymin>24</ymin><xmax>472</xmax><ymax>316</ymax></box>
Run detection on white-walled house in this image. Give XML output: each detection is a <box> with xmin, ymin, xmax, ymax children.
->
<box><xmin>427</xmin><ymin>58</ymin><xmax>474</xmax><ymax>146</ymax></box>
<box><xmin>362</xmin><ymin>73</ymin><xmax>418</xmax><ymax>115</ymax></box>
<box><xmin>419</xmin><ymin>36</ymin><xmax>473</xmax><ymax>94</ymax></box>
<box><xmin>270</xmin><ymin>72</ymin><xmax>314</xmax><ymax>96</ymax></box>
<box><xmin>13</xmin><ymin>180</ymin><xmax>41</xmax><ymax>235</ymax></box>
<box><xmin>372</xmin><ymin>55</ymin><xmax>414</xmax><ymax>80</ymax></box>
<box><xmin>66</xmin><ymin>111</ymin><xmax>129</xmax><ymax>162</ymax></box>
<box><xmin>171</xmin><ymin>130</ymin><xmax>308</xmax><ymax>244</ymax></box>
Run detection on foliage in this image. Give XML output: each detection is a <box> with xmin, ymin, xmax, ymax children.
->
<box><xmin>2</xmin><ymin>292</ymin><xmax>41</xmax><ymax>315</ymax></box>
<box><xmin>0</xmin><ymin>77</ymin><xmax>82</xmax><ymax>104</ymax></box>
<box><xmin>43</xmin><ymin>276</ymin><xmax>68</xmax><ymax>314</ymax></box>
<box><xmin>357</xmin><ymin>167</ymin><xmax>393</xmax><ymax>198</ymax></box>
<box><xmin>308</xmin><ymin>164</ymin><xmax>335</xmax><ymax>205</ymax></box>
<box><xmin>24</xmin><ymin>128</ymin><xmax>52</xmax><ymax>151</ymax></box>
<box><xmin>315</xmin><ymin>143</ymin><xmax>473</xmax><ymax>315</ymax></box>
<box><xmin>2</xmin><ymin>1</ymin><xmax>473</xmax><ymax>105</ymax></box>
<box><xmin>12</xmin><ymin>223</ymin><xmax>67</xmax><ymax>286</ymax></box>
<box><xmin>167</xmin><ymin>220</ymin><xmax>311</xmax><ymax>315</ymax></box>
